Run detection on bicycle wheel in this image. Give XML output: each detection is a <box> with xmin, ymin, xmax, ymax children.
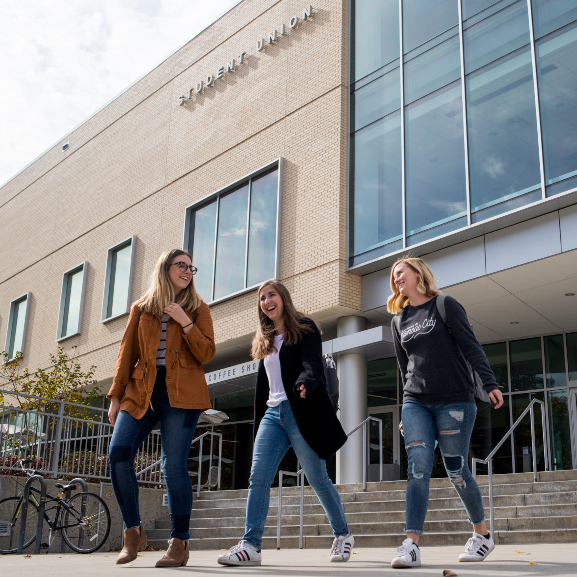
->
<box><xmin>62</xmin><ymin>492</ymin><xmax>110</xmax><ymax>553</ymax></box>
<box><xmin>0</xmin><ymin>496</ymin><xmax>40</xmax><ymax>554</ymax></box>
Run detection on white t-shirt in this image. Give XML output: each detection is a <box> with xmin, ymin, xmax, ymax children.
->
<box><xmin>264</xmin><ymin>334</ymin><xmax>288</xmax><ymax>408</ymax></box>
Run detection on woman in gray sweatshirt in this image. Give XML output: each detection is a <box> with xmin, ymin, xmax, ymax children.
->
<box><xmin>388</xmin><ymin>257</ymin><xmax>503</xmax><ymax>569</ymax></box>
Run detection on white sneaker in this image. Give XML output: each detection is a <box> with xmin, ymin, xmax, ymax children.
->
<box><xmin>391</xmin><ymin>538</ymin><xmax>421</xmax><ymax>568</ymax></box>
<box><xmin>330</xmin><ymin>532</ymin><xmax>354</xmax><ymax>562</ymax></box>
<box><xmin>217</xmin><ymin>540</ymin><xmax>262</xmax><ymax>566</ymax></box>
<box><xmin>458</xmin><ymin>532</ymin><xmax>495</xmax><ymax>562</ymax></box>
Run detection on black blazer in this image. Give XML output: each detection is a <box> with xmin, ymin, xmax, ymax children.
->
<box><xmin>253</xmin><ymin>318</ymin><xmax>348</xmax><ymax>460</ymax></box>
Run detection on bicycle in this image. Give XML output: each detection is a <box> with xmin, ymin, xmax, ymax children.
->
<box><xmin>0</xmin><ymin>459</ymin><xmax>111</xmax><ymax>554</ymax></box>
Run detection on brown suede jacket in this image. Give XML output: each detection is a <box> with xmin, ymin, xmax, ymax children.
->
<box><xmin>107</xmin><ymin>301</ymin><xmax>215</xmax><ymax>419</ymax></box>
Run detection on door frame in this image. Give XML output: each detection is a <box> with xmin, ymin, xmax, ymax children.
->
<box><xmin>568</xmin><ymin>382</ymin><xmax>577</xmax><ymax>469</ymax></box>
<box><xmin>368</xmin><ymin>405</ymin><xmax>401</xmax><ymax>467</ymax></box>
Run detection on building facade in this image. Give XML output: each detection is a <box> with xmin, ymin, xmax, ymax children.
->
<box><xmin>2</xmin><ymin>0</ymin><xmax>577</xmax><ymax>489</ymax></box>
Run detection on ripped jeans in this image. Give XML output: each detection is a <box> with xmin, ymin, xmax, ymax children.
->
<box><xmin>401</xmin><ymin>400</ymin><xmax>485</xmax><ymax>534</ymax></box>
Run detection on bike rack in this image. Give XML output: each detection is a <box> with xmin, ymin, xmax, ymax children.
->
<box><xmin>17</xmin><ymin>474</ymin><xmax>47</xmax><ymax>554</ymax></box>
<box><xmin>276</xmin><ymin>469</ymin><xmax>305</xmax><ymax>551</ymax></box>
<box><xmin>59</xmin><ymin>477</ymin><xmax>88</xmax><ymax>553</ymax></box>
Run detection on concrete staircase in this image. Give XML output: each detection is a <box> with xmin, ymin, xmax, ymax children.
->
<box><xmin>148</xmin><ymin>469</ymin><xmax>577</xmax><ymax>550</ymax></box>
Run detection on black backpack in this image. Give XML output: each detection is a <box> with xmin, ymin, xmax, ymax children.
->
<box><xmin>322</xmin><ymin>353</ymin><xmax>339</xmax><ymax>413</ymax></box>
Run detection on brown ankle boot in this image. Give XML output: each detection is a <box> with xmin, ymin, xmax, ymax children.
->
<box><xmin>155</xmin><ymin>538</ymin><xmax>189</xmax><ymax>567</ymax></box>
<box><xmin>116</xmin><ymin>524</ymin><xmax>147</xmax><ymax>564</ymax></box>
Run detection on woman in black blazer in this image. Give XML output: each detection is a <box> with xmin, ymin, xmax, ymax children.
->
<box><xmin>218</xmin><ymin>280</ymin><xmax>353</xmax><ymax>567</ymax></box>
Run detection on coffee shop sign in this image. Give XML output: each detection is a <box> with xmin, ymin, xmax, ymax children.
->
<box><xmin>178</xmin><ymin>5</ymin><xmax>313</xmax><ymax>106</ymax></box>
<box><xmin>206</xmin><ymin>360</ymin><xmax>259</xmax><ymax>385</ymax></box>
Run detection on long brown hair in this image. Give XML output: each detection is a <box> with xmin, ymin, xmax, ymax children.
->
<box><xmin>251</xmin><ymin>280</ymin><xmax>314</xmax><ymax>360</ymax></box>
<box><xmin>137</xmin><ymin>249</ymin><xmax>202</xmax><ymax>317</ymax></box>
<box><xmin>387</xmin><ymin>256</ymin><xmax>440</xmax><ymax>314</ymax></box>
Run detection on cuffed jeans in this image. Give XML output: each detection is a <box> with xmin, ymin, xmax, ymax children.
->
<box><xmin>109</xmin><ymin>366</ymin><xmax>201</xmax><ymax>541</ymax></box>
<box><xmin>401</xmin><ymin>400</ymin><xmax>485</xmax><ymax>535</ymax></box>
<box><xmin>243</xmin><ymin>400</ymin><xmax>349</xmax><ymax>547</ymax></box>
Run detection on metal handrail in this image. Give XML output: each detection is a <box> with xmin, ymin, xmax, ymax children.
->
<box><xmin>347</xmin><ymin>416</ymin><xmax>383</xmax><ymax>491</ymax></box>
<box><xmin>17</xmin><ymin>474</ymin><xmax>47</xmax><ymax>554</ymax></box>
<box><xmin>192</xmin><ymin>431</ymin><xmax>222</xmax><ymax>498</ymax></box>
<box><xmin>472</xmin><ymin>398</ymin><xmax>549</xmax><ymax>535</ymax></box>
<box><xmin>276</xmin><ymin>469</ymin><xmax>305</xmax><ymax>550</ymax></box>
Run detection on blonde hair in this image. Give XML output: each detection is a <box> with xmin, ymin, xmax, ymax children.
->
<box><xmin>387</xmin><ymin>256</ymin><xmax>440</xmax><ymax>314</ymax></box>
<box><xmin>137</xmin><ymin>249</ymin><xmax>202</xmax><ymax>318</ymax></box>
<box><xmin>251</xmin><ymin>280</ymin><xmax>315</xmax><ymax>360</ymax></box>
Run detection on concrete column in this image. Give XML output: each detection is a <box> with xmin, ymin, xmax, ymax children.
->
<box><xmin>336</xmin><ymin>316</ymin><xmax>367</xmax><ymax>485</ymax></box>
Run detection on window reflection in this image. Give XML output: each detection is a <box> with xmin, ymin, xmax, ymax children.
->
<box><xmin>353</xmin><ymin>67</ymin><xmax>400</xmax><ymax>131</ymax></box>
<box><xmin>353</xmin><ymin>0</ymin><xmax>399</xmax><ymax>81</ymax></box>
<box><xmin>404</xmin><ymin>36</ymin><xmax>461</xmax><ymax>105</ymax></box>
<box><xmin>509</xmin><ymin>337</ymin><xmax>544</xmax><ymax>391</ymax></box>
<box><xmin>466</xmin><ymin>48</ymin><xmax>541</xmax><ymax>223</ymax></box>
<box><xmin>107</xmin><ymin>243</ymin><xmax>132</xmax><ymax>319</ymax></box>
<box><xmin>547</xmin><ymin>389</ymin><xmax>572</xmax><ymax>470</ymax></box>
<box><xmin>536</xmin><ymin>22</ymin><xmax>577</xmax><ymax>197</ymax></box>
<box><xmin>531</xmin><ymin>0</ymin><xmax>577</xmax><ymax>39</ymax></box>
<box><xmin>214</xmin><ymin>185</ymin><xmax>249</xmax><ymax>301</ymax></box>
<box><xmin>463</xmin><ymin>0</ymin><xmax>506</xmax><ymax>21</ymax></box>
<box><xmin>247</xmin><ymin>170</ymin><xmax>278</xmax><ymax>288</ymax></box>
<box><xmin>512</xmin><ymin>391</ymin><xmax>546</xmax><ymax>472</ymax></box>
<box><xmin>544</xmin><ymin>334</ymin><xmax>567</xmax><ymax>388</ymax></box>
<box><xmin>191</xmin><ymin>200</ymin><xmax>217</xmax><ymax>302</ymax></box>
<box><xmin>471</xmin><ymin>394</ymin><xmax>512</xmax><ymax>474</ymax></box>
<box><xmin>8</xmin><ymin>298</ymin><xmax>27</xmax><ymax>359</ymax></box>
<box><xmin>566</xmin><ymin>332</ymin><xmax>577</xmax><ymax>381</ymax></box>
<box><xmin>405</xmin><ymin>81</ymin><xmax>467</xmax><ymax>246</ymax></box>
<box><xmin>464</xmin><ymin>0</ymin><xmax>530</xmax><ymax>74</ymax></box>
<box><xmin>351</xmin><ymin>112</ymin><xmax>403</xmax><ymax>259</ymax></box>
<box><xmin>62</xmin><ymin>268</ymin><xmax>84</xmax><ymax>337</ymax></box>
<box><xmin>402</xmin><ymin>0</ymin><xmax>458</xmax><ymax>54</ymax></box>
<box><xmin>483</xmin><ymin>341</ymin><xmax>509</xmax><ymax>391</ymax></box>
<box><xmin>367</xmin><ymin>358</ymin><xmax>398</xmax><ymax>406</ymax></box>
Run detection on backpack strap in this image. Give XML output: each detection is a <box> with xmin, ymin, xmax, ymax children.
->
<box><xmin>436</xmin><ymin>294</ymin><xmax>448</xmax><ymax>326</ymax></box>
<box><xmin>392</xmin><ymin>313</ymin><xmax>402</xmax><ymax>337</ymax></box>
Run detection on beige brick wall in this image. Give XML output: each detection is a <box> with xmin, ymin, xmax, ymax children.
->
<box><xmin>0</xmin><ymin>0</ymin><xmax>359</xmax><ymax>384</ymax></box>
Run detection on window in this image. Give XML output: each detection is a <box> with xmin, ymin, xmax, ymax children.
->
<box><xmin>101</xmin><ymin>237</ymin><xmax>136</xmax><ymax>322</ymax></box>
<box><xmin>183</xmin><ymin>160</ymin><xmax>283</xmax><ymax>304</ymax></box>
<box><xmin>57</xmin><ymin>263</ymin><xmax>87</xmax><ymax>340</ymax></box>
<box><xmin>5</xmin><ymin>293</ymin><xmax>31</xmax><ymax>360</ymax></box>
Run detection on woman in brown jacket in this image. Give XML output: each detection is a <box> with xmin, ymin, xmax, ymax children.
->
<box><xmin>107</xmin><ymin>248</ymin><xmax>215</xmax><ymax>567</ymax></box>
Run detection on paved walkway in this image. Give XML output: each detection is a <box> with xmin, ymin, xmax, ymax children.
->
<box><xmin>0</xmin><ymin>544</ymin><xmax>575</xmax><ymax>576</ymax></box>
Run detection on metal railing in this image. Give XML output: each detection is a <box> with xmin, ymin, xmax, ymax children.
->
<box><xmin>276</xmin><ymin>469</ymin><xmax>305</xmax><ymax>550</ymax></box>
<box><xmin>0</xmin><ymin>389</ymin><xmax>221</xmax><ymax>490</ymax></box>
<box><xmin>472</xmin><ymin>398</ymin><xmax>549</xmax><ymax>534</ymax></box>
<box><xmin>347</xmin><ymin>416</ymin><xmax>383</xmax><ymax>491</ymax></box>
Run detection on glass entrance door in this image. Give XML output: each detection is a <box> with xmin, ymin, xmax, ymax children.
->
<box><xmin>367</xmin><ymin>406</ymin><xmax>400</xmax><ymax>481</ymax></box>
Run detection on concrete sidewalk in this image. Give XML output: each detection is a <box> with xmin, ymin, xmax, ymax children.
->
<box><xmin>0</xmin><ymin>544</ymin><xmax>575</xmax><ymax>576</ymax></box>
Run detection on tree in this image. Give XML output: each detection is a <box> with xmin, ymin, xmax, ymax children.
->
<box><xmin>0</xmin><ymin>348</ymin><xmax>102</xmax><ymax>471</ymax></box>
<box><xmin>0</xmin><ymin>347</ymin><xmax>101</xmax><ymax>417</ymax></box>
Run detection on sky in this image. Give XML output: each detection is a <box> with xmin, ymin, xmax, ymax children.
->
<box><xmin>0</xmin><ymin>0</ymin><xmax>241</xmax><ymax>186</ymax></box>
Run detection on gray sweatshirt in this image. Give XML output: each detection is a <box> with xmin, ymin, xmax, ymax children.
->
<box><xmin>392</xmin><ymin>295</ymin><xmax>498</xmax><ymax>404</ymax></box>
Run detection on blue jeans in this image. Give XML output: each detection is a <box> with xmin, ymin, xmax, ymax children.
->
<box><xmin>401</xmin><ymin>400</ymin><xmax>485</xmax><ymax>534</ymax></box>
<box><xmin>243</xmin><ymin>400</ymin><xmax>349</xmax><ymax>547</ymax></box>
<box><xmin>109</xmin><ymin>366</ymin><xmax>201</xmax><ymax>540</ymax></box>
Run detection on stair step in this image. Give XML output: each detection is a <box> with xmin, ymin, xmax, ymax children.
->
<box><xmin>150</xmin><ymin>471</ymin><xmax>577</xmax><ymax>549</ymax></box>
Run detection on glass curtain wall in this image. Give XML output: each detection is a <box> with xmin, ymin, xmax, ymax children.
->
<box><xmin>350</xmin><ymin>0</ymin><xmax>577</xmax><ymax>266</ymax></box>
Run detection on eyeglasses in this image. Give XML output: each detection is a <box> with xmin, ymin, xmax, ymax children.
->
<box><xmin>171</xmin><ymin>262</ymin><xmax>198</xmax><ymax>275</ymax></box>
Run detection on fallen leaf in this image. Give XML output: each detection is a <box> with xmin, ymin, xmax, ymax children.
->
<box><xmin>525</xmin><ymin>553</ymin><xmax>531</xmax><ymax>556</ymax></box>
<box><xmin>24</xmin><ymin>555</ymin><xmax>32</xmax><ymax>559</ymax></box>
<box><xmin>353</xmin><ymin>552</ymin><xmax>360</xmax><ymax>555</ymax></box>
<box><xmin>516</xmin><ymin>551</ymin><xmax>525</xmax><ymax>554</ymax></box>
<box><xmin>137</xmin><ymin>554</ymin><xmax>142</xmax><ymax>557</ymax></box>
<box><xmin>529</xmin><ymin>561</ymin><xmax>536</xmax><ymax>565</ymax></box>
<box><xmin>443</xmin><ymin>570</ymin><xmax>457</xmax><ymax>576</ymax></box>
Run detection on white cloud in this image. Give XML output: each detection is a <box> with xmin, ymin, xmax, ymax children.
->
<box><xmin>0</xmin><ymin>0</ymin><xmax>241</xmax><ymax>185</ymax></box>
